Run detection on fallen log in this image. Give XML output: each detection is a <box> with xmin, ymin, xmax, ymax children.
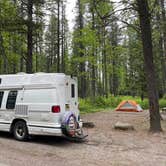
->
<box><xmin>83</xmin><ymin>122</ymin><xmax>95</xmax><ymax>128</ymax></box>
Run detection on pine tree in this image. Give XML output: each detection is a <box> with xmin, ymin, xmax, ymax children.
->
<box><xmin>136</xmin><ymin>0</ymin><xmax>162</xmax><ymax>131</ymax></box>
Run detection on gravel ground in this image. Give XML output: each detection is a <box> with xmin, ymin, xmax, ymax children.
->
<box><xmin>0</xmin><ymin>110</ymin><xmax>166</xmax><ymax>166</ymax></box>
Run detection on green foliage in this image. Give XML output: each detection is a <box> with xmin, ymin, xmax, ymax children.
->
<box><xmin>163</xmin><ymin>94</ymin><xmax>166</xmax><ymax>99</ymax></box>
<box><xmin>79</xmin><ymin>95</ymin><xmax>166</xmax><ymax>114</ymax></box>
<box><xmin>0</xmin><ymin>0</ymin><xmax>165</xmax><ymax>117</ymax></box>
<box><xmin>159</xmin><ymin>99</ymin><xmax>166</xmax><ymax>108</ymax></box>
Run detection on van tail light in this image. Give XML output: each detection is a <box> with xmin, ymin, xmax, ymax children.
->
<box><xmin>52</xmin><ymin>106</ymin><xmax>61</xmax><ymax>113</ymax></box>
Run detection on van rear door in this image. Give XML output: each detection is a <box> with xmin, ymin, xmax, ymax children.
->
<box><xmin>70</xmin><ymin>79</ymin><xmax>79</xmax><ymax>118</ymax></box>
<box><xmin>65</xmin><ymin>77</ymin><xmax>79</xmax><ymax>118</ymax></box>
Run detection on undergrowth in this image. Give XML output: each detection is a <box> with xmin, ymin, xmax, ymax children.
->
<box><xmin>79</xmin><ymin>95</ymin><xmax>166</xmax><ymax>114</ymax></box>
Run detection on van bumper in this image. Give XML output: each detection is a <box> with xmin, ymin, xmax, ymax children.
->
<box><xmin>28</xmin><ymin>125</ymin><xmax>63</xmax><ymax>136</ymax></box>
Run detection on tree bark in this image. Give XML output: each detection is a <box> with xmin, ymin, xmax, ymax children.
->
<box><xmin>57</xmin><ymin>0</ymin><xmax>60</xmax><ymax>72</ymax></box>
<box><xmin>159</xmin><ymin>0</ymin><xmax>166</xmax><ymax>94</ymax></box>
<box><xmin>26</xmin><ymin>0</ymin><xmax>33</xmax><ymax>73</ymax></box>
<box><xmin>0</xmin><ymin>33</ymin><xmax>8</xmax><ymax>74</ymax></box>
<box><xmin>19</xmin><ymin>1</ymin><xmax>24</xmax><ymax>72</ymax></box>
<box><xmin>91</xmin><ymin>0</ymin><xmax>96</xmax><ymax>98</ymax></box>
<box><xmin>110</xmin><ymin>22</ymin><xmax>118</xmax><ymax>96</ymax></box>
<box><xmin>78</xmin><ymin>0</ymin><xmax>86</xmax><ymax>98</ymax></box>
<box><xmin>61</xmin><ymin>1</ymin><xmax>65</xmax><ymax>73</ymax></box>
<box><xmin>137</xmin><ymin>0</ymin><xmax>162</xmax><ymax>132</ymax></box>
<box><xmin>103</xmin><ymin>21</ymin><xmax>108</xmax><ymax>98</ymax></box>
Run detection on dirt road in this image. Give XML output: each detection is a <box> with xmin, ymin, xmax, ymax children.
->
<box><xmin>0</xmin><ymin>111</ymin><xmax>166</xmax><ymax>166</ymax></box>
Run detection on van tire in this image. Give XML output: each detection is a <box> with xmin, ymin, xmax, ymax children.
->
<box><xmin>13</xmin><ymin>121</ymin><xmax>29</xmax><ymax>141</ymax></box>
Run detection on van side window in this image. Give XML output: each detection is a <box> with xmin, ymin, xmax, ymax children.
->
<box><xmin>0</xmin><ymin>91</ymin><xmax>4</xmax><ymax>108</ymax></box>
<box><xmin>6</xmin><ymin>91</ymin><xmax>18</xmax><ymax>109</ymax></box>
<box><xmin>71</xmin><ymin>84</ymin><xmax>75</xmax><ymax>98</ymax></box>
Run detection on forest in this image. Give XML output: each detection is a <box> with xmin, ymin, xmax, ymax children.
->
<box><xmin>0</xmin><ymin>0</ymin><xmax>166</xmax><ymax>131</ymax></box>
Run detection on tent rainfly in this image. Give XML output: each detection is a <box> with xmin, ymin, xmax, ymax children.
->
<box><xmin>115</xmin><ymin>100</ymin><xmax>143</xmax><ymax>112</ymax></box>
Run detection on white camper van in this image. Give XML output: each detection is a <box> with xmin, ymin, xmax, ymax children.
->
<box><xmin>0</xmin><ymin>73</ymin><xmax>84</xmax><ymax>141</ymax></box>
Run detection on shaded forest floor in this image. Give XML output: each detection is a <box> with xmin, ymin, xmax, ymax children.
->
<box><xmin>0</xmin><ymin>110</ymin><xmax>165</xmax><ymax>166</ymax></box>
<box><xmin>82</xmin><ymin>110</ymin><xmax>166</xmax><ymax>166</ymax></box>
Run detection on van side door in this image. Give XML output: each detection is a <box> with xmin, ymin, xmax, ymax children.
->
<box><xmin>0</xmin><ymin>91</ymin><xmax>5</xmax><ymax>121</ymax></box>
<box><xmin>0</xmin><ymin>90</ymin><xmax>18</xmax><ymax>131</ymax></box>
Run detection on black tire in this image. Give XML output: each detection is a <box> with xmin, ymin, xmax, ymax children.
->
<box><xmin>13</xmin><ymin>121</ymin><xmax>29</xmax><ymax>141</ymax></box>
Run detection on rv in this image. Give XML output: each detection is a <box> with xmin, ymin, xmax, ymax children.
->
<box><xmin>0</xmin><ymin>73</ymin><xmax>83</xmax><ymax>141</ymax></box>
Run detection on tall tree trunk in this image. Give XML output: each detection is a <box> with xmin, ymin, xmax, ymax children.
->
<box><xmin>111</xmin><ymin>23</ymin><xmax>118</xmax><ymax>96</ymax></box>
<box><xmin>160</xmin><ymin>0</ymin><xmax>166</xmax><ymax>58</ymax></box>
<box><xmin>112</xmin><ymin>58</ymin><xmax>118</xmax><ymax>96</ymax></box>
<box><xmin>20</xmin><ymin>54</ymin><xmax>24</xmax><ymax>72</ymax></box>
<box><xmin>160</xmin><ymin>0</ymin><xmax>166</xmax><ymax>94</ymax></box>
<box><xmin>26</xmin><ymin>0</ymin><xmax>33</xmax><ymax>73</ymax></box>
<box><xmin>35</xmin><ymin>34</ymin><xmax>38</xmax><ymax>72</ymax></box>
<box><xmin>20</xmin><ymin>36</ymin><xmax>24</xmax><ymax>72</ymax></box>
<box><xmin>61</xmin><ymin>1</ymin><xmax>65</xmax><ymax>73</ymax></box>
<box><xmin>156</xmin><ymin>4</ymin><xmax>166</xmax><ymax>95</ymax></box>
<box><xmin>57</xmin><ymin>0</ymin><xmax>60</xmax><ymax>72</ymax></box>
<box><xmin>137</xmin><ymin>0</ymin><xmax>162</xmax><ymax>132</ymax></box>
<box><xmin>19</xmin><ymin>1</ymin><xmax>24</xmax><ymax>72</ymax></box>
<box><xmin>0</xmin><ymin>33</ymin><xmax>8</xmax><ymax>74</ymax></box>
<box><xmin>103</xmin><ymin>21</ymin><xmax>108</xmax><ymax>98</ymax></box>
<box><xmin>91</xmin><ymin>0</ymin><xmax>96</xmax><ymax>98</ymax></box>
<box><xmin>159</xmin><ymin>35</ymin><xmax>166</xmax><ymax>94</ymax></box>
<box><xmin>78</xmin><ymin>0</ymin><xmax>86</xmax><ymax>98</ymax></box>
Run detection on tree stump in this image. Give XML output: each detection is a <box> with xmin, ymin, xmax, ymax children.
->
<box><xmin>114</xmin><ymin>122</ymin><xmax>134</xmax><ymax>131</ymax></box>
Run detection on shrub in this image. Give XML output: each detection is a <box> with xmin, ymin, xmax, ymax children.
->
<box><xmin>159</xmin><ymin>99</ymin><xmax>166</xmax><ymax>108</ymax></box>
<box><xmin>163</xmin><ymin>94</ymin><xmax>166</xmax><ymax>99</ymax></box>
<box><xmin>79</xmin><ymin>95</ymin><xmax>166</xmax><ymax>114</ymax></box>
<box><xmin>94</xmin><ymin>96</ymin><xmax>107</xmax><ymax>107</ymax></box>
<box><xmin>139</xmin><ymin>99</ymin><xmax>149</xmax><ymax>109</ymax></box>
<box><xmin>79</xmin><ymin>98</ymin><xmax>92</xmax><ymax>112</ymax></box>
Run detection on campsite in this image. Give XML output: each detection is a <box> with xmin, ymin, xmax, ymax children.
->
<box><xmin>0</xmin><ymin>110</ymin><xmax>165</xmax><ymax>166</ymax></box>
<box><xmin>0</xmin><ymin>0</ymin><xmax>166</xmax><ymax>166</ymax></box>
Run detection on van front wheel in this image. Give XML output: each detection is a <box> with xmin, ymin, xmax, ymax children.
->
<box><xmin>13</xmin><ymin>121</ymin><xmax>28</xmax><ymax>141</ymax></box>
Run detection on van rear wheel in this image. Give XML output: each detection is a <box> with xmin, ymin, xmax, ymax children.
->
<box><xmin>13</xmin><ymin>121</ymin><xmax>28</xmax><ymax>141</ymax></box>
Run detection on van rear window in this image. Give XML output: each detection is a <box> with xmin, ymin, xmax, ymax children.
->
<box><xmin>0</xmin><ymin>91</ymin><xmax>4</xmax><ymax>108</ymax></box>
<box><xmin>6</xmin><ymin>91</ymin><xmax>17</xmax><ymax>109</ymax></box>
<box><xmin>71</xmin><ymin>84</ymin><xmax>75</xmax><ymax>98</ymax></box>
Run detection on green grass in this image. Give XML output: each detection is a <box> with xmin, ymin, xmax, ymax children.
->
<box><xmin>79</xmin><ymin>95</ymin><xmax>166</xmax><ymax>114</ymax></box>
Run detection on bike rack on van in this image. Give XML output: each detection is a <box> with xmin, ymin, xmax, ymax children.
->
<box><xmin>65</xmin><ymin>133</ymin><xmax>88</xmax><ymax>142</ymax></box>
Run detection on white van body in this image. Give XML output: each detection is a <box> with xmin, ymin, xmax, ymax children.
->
<box><xmin>0</xmin><ymin>73</ymin><xmax>81</xmax><ymax>139</ymax></box>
